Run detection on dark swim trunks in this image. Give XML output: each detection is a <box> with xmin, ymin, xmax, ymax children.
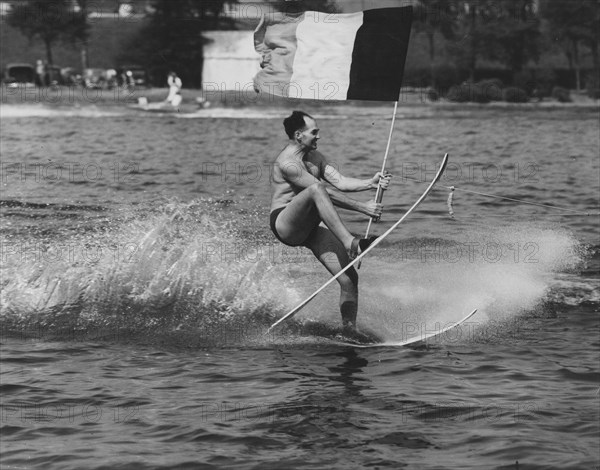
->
<box><xmin>270</xmin><ymin>207</ymin><xmax>316</xmax><ymax>248</ymax></box>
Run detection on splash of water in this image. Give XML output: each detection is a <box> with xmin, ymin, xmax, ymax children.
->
<box><xmin>1</xmin><ymin>203</ymin><xmax>590</xmax><ymax>347</ymax></box>
<box><xmin>0</xmin><ymin>201</ymin><xmax>291</xmax><ymax>344</ymax></box>
<box><xmin>355</xmin><ymin>222</ymin><xmax>587</xmax><ymax>342</ymax></box>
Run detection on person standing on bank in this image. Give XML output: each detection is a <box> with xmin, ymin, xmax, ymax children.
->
<box><xmin>270</xmin><ymin>110</ymin><xmax>391</xmax><ymax>331</ymax></box>
<box><xmin>35</xmin><ymin>59</ymin><xmax>46</xmax><ymax>87</ymax></box>
<box><xmin>165</xmin><ymin>71</ymin><xmax>182</xmax><ymax>106</ymax></box>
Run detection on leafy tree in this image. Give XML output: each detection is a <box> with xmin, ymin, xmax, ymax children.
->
<box><xmin>413</xmin><ymin>0</ymin><xmax>458</xmax><ymax>87</ymax></box>
<box><xmin>119</xmin><ymin>0</ymin><xmax>234</xmax><ymax>88</ymax></box>
<box><xmin>449</xmin><ymin>1</ymin><xmax>484</xmax><ymax>82</ymax></box>
<box><xmin>6</xmin><ymin>0</ymin><xmax>88</xmax><ymax>66</ymax></box>
<box><xmin>479</xmin><ymin>0</ymin><xmax>541</xmax><ymax>77</ymax></box>
<box><xmin>73</xmin><ymin>0</ymin><xmax>90</xmax><ymax>70</ymax></box>
<box><xmin>450</xmin><ymin>1</ymin><xmax>540</xmax><ymax>83</ymax></box>
<box><xmin>541</xmin><ymin>0</ymin><xmax>599</xmax><ymax>91</ymax></box>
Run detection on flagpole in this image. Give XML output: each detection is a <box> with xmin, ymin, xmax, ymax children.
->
<box><xmin>357</xmin><ymin>100</ymin><xmax>398</xmax><ymax>269</ymax></box>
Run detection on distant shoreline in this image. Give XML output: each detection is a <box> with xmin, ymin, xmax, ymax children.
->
<box><xmin>1</xmin><ymin>86</ymin><xmax>598</xmax><ymax>117</ymax></box>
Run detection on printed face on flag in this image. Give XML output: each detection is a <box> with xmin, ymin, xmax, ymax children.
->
<box><xmin>253</xmin><ymin>7</ymin><xmax>413</xmax><ymax>102</ymax></box>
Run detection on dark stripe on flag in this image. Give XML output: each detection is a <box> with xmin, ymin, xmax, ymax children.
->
<box><xmin>347</xmin><ymin>6</ymin><xmax>413</xmax><ymax>101</ymax></box>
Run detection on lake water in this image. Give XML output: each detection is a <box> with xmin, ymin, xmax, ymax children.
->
<box><xmin>1</xmin><ymin>99</ymin><xmax>599</xmax><ymax>469</ymax></box>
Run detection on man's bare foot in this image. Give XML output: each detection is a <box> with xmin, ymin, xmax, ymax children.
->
<box><xmin>341</xmin><ymin>324</ymin><xmax>380</xmax><ymax>344</ymax></box>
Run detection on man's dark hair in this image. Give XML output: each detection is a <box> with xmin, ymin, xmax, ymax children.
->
<box><xmin>283</xmin><ymin>110</ymin><xmax>312</xmax><ymax>139</ymax></box>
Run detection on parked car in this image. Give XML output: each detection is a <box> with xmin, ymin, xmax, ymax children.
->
<box><xmin>83</xmin><ymin>68</ymin><xmax>109</xmax><ymax>89</ymax></box>
<box><xmin>60</xmin><ymin>67</ymin><xmax>83</xmax><ymax>86</ymax></box>
<box><xmin>45</xmin><ymin>65</ymin><xmax>64</xmax><ymax>85</ymax></box>
<box><xmin>117</xmin><ymin>65</ymin><xmax>149</xmax><ymax>87</ymax></box>
<box><xmin>3</xmin><ymin>63</ymin><xmax>35</xmax><ymax>87</ymax></box>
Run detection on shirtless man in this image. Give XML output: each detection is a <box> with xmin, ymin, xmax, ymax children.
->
<box><xmin>270</xmin><ymin>110</ymin><xmax>391</xmax><ymax>331</ymax></box>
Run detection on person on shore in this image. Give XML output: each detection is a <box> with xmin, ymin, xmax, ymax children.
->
<box><xmin>165</xmin><ymin>71</ymin><xmax>182</xmax><ymax>106</ymax></box>
<box><xmin>35</xmin><ymin>60</ymin><xmax>46</xmax><ymax>87</ymax></box>
<box><xmin>270</xmin><ymin>110</ymin><xmax>391</xmax><ymax>333</ymax></box>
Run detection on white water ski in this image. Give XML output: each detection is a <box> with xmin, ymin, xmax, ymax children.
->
<box><xmin>332</xmin><ymin>309</ymin><xmax>478</xmax><ymax>348</ymax></box>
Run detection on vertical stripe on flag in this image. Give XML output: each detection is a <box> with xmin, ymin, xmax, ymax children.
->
<box><xmin>290</xmin><ymin>11</ymin><xmax>363</xmax><ymax>100</ymax></box>
<box><xmin>348</xmin><ymin>8</ymin><xmax>413</xmax><ymax>101</ymax></box>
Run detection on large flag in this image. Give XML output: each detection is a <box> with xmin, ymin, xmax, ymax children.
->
<box><xmin>253</xmin><ymin>6</ymin><xmax>413</xmax><ymax>101</ymax></box>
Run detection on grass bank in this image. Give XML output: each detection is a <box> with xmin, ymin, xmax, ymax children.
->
<box><xmin>1</xmin><ymin>84</ymin><xmax>598</xmax><ymax>113</ymax></box>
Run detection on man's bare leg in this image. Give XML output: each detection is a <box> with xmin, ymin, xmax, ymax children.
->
<box><xmin>305</xmin><ymin>227</ymin><xmax>359</xmax><ymax>327</ymax></box>
<box><xmin>275</xmin><ymin>182</ymin><xmax>355</xmax><ymax>250</ymax></box>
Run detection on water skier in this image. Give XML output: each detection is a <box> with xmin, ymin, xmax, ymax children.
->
<box><xmin>269</xmin><ymin>111</ymin><xmax>391</xmax><ymax>332</ymax></box>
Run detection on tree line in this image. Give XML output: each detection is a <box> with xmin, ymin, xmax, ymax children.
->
<box><xmin>413</xmin><ymin>0</ymin><xmax>598</xmax><ymax>94</ymax></box>
<box><xmin>6</xmin><ymin>0</ymin><xmax>599</xmax><ymax>94</ymax></box>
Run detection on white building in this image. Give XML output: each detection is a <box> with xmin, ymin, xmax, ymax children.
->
<box><xmin>202</xmin><ymin>31</ymin><xmax>261</xmax><ymax>92</ymax></box>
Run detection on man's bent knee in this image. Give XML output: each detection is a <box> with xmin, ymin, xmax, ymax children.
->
<box><xmin>307</xmin><ymin>181</ymin><xmax>327</xmax><ymax>197</ymax></box>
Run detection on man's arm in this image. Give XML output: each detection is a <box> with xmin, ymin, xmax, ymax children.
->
<box><xmin>325</xmin><ymin>185</ymin><xmax>378</xmax><ymax>215</ymax></box>
<box><xmin>323</xmin><ymin>164</ymin><xmax>380</xmax><ymax>192</ymax></box>
<box><xmin>322</xmin><ymin>159</ymin><xmax>391</xmax><ymax>193</ymax></box>
<box><xmin>279</xmin><ymin>158</ymin><xmax>379</xmax><ymax>217</ymax></box>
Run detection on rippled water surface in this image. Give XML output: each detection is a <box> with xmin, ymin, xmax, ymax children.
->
<box><xmin>1</xmin><ymin>102</ymin><xmax>599</xmax><ymax>469</ymax></box>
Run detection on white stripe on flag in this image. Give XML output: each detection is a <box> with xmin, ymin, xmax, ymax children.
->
<box><xmin>290</xmin><ymin>11</ymin><xmax>363</xmax><ymax>100</ymax></box>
